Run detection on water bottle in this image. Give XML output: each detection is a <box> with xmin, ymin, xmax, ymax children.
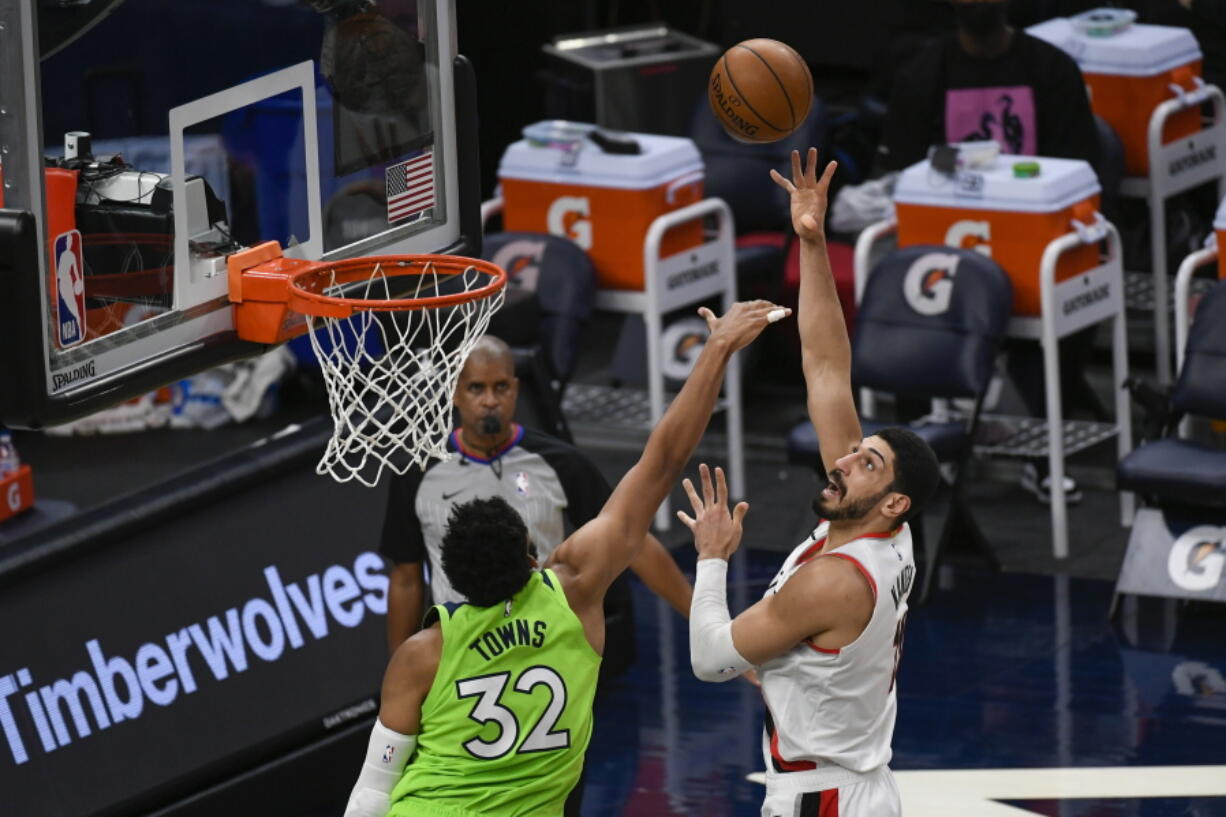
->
<box><xmin>0</xmin><ymin>432</ymin><xmax>19</xmax><ymax>477</ymax></box>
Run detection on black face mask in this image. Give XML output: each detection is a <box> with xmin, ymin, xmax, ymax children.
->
<box><xmin>953</xmin><ymin>2</ymin><xmax>1008</xmax><ymax>39</ymax></box>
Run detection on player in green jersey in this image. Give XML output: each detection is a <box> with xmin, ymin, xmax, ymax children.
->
<box><xmin>342</xmin><ymin>300</ymin><xmax>789</xmax><ymax>817</ymax></box>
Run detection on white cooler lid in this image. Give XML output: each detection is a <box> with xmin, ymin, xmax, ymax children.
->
<box><xmin>894</xmin><ymin>155</ymin><xmax>1101</xmax><ymax>213</ymax></box>
<box><xmin>498</xmin><ymin>123</ymin><xmax>704</xmax><ymax>189</ymax></box>
<box><xmin>1027</xmin><ymin>17</ymin><xmax>1202</xmax><ymax>76</ymax></box>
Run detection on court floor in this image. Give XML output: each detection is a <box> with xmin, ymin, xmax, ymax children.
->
<box><xmin>582</xmin><ymin>550</ymin><xmax>1226</xmax><ymax>817</ymax></box>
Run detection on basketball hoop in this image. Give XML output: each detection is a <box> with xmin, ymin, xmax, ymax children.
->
<box><xmin>227</xmin><ymin>242</ymin><xmax>506</xmax><ymax>486</ymax></box>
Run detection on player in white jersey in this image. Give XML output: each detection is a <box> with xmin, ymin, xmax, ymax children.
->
<box><xmin>681</xmin><ymin>149</ymin><xmax>941</xmax><ymax>817</ymax></box>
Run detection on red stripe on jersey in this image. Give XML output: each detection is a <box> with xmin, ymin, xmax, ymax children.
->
<box><xmin>795</xmin><ymin>537</ymin><xmax>828</xmax><ymax>567</ymax></box>
<box><xmin>770</xmin><ymin>724</ymin><xmax>817</xmax><ymax>772</ymax></box>
<box><xmin>804</xmin><ymin>638</ymin><xmax>840</xmax><ymax>655</ymax></box>
<box><xmin>822</xmin><ymin>788</ymin><xmax>839</xmax><ymax>817</ymax></box>
<box><xmin>826</xmin><ymin>552</ymin><xmax>878</xmax><ymax>602</ymax></box>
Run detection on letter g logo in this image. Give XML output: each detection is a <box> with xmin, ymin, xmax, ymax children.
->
<box><xmin>1168</xmin><ymin>526</ymin><xmax>1226</xmax><ymax>592</ymax></box>
<box><xmin>546</xmin><ymin>196</ymin><xmax>593</xmax><ymax>250</ymax></box>
<box><xmin>944</xmin><ymin>220</ymin><xmax>991</xmax><ymax>257</ymax></box>
<box><xmin>6</xmin><ymin>481</ymin><xmax>20</xmax><ymax>512</ymax></box>
<box><xmin>903</xmin><ymin>252</ymin><xmax>960</xmax><ymax>316</ymax></box>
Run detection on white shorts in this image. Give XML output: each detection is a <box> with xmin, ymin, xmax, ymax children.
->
<box><xmin>761</xmin><ymin>765</ymin><xmax>900</xmax><ymax>817</ymax></box>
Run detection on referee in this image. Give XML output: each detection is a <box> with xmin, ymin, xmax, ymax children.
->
<box><xmin>379</xmin><ymin>336</ymin><xmax>693</xmax><ymax>658</ymax></box>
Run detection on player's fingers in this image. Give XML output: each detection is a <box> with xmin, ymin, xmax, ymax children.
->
<box><xmin>819</xmin><ymin>160</ymin><xmax>838</xmax><ymax>189</ymax></box>
<box><xmin>767</xmin><ymin>307</ymin><xmax>791</xmax><ymax>323</ymax></box>
<box><xmin>769</xmin><ymin>168</ymin><xmax>795</xmax><ymax>193</ymax></box>
<box><xmin>699</xmin><ymin>463</ymin><xmax>715</xmax><ymax>506</ymax></box>
<box><xmin>790</xmin><ymin>149</ymin><xmax>802</xmax><ymax>184</ymax></box>
<box><xmin>732</xmin><ymin>501</ymin><xmax>750</xmax><ymax>527</ymax></box>
<box><xmin>676</xmin><ymin>510</ymin><xmax>697</xmax><ymax>530</ymax></box>
<box><xmin>697</xmin><ymin>306</ymin><xmax>717</xmax><ymax>331</ymax></box>
<box><xmin>682</xmin><ymin>478</ymin><xmax>702</xmax><ymax>513</ymax></box>
<box><xmin>806</xmin><ymin>147</ymin><xmax>818</xmax><ymax>184</ymax></box>
<box><xmin>714</xmin><ymin>466</ymin><xmax>728</xmax><ymax>507</ymax></box>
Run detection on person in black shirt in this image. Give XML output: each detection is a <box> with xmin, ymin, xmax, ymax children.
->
<box><xmin>882</xmin><ymin>0</ymin><xmax>1100</xmax><ymax>172</ymax></box>
<box><xmin>882</xmin><ymin>0</ymin><xmax>1106</xmax><ymax>504</ymax></box>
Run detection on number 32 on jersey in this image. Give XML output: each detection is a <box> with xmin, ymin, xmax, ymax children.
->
<box><xmin>456</xmin><ymin>665</ymin><xmax>570</xmax><ymax>759</ymax></box>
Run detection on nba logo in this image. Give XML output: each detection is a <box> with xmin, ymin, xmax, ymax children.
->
<box><xmin>54</xmin><ymin>230</ymin><xmax>86</xmax><ymax>348</ymax></box>
<box><xmin>381</xmin><ymin>745</ymin><xmax>395</xmax><ymax>764</ymax></box>
<box><xmin>515</xmin><ymin>471</ymin><xmax>530</xmax><ymax>495</ymax></box>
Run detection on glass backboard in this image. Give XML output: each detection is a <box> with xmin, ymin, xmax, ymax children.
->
<box><xmin>0</xmin><ymin>0</ymin><xmax>480</xmax><ymax>428</ymax></box>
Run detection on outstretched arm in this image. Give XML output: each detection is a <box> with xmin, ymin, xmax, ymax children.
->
<box><xmin>546</xmin><ymin>301</ymin><xmax>787</xmax><ymax>613</ymax></box>
<box><xmin>771</xmin><ymin>149</ymin><xmax>863</xmax><ymax>474</ymax></box>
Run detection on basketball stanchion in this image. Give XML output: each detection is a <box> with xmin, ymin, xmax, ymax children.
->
<box><xmin>226</xmin><ymin>242</ymin><xmax>506</xmax><ymax>486</ymax></box>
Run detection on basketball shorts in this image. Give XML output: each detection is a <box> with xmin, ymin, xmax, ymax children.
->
<box><xmin>761</xmin><ymin>765</ymin><xmax>900</xmax><ymax>817</ymax></box>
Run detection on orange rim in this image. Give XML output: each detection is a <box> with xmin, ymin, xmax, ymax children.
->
<box><xmin>286</xmin><ymin>254</ymin><xmax>506</xmax><ymax>317</ymax></box>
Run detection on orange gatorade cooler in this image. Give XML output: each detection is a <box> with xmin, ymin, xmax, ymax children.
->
<box><xmin>1028</xmin><ymin>15</ymin><xmax>1203</xmax><ymax>177</ymax></box>
<box><xmin>499</xmin><ymin>121</ymin><xmax>704</xmax><ymax>290</ymax></box>
<box><xmin>894</xmin><ymin>155</ymin><xmax>1102</xmax><ymax>316</ymax></box>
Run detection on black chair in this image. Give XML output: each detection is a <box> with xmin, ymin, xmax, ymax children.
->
<box><xmin>481</xmin><ymin>232</ymin><xmax>597</xmax><ymax>442</ymax></box>
<box><xmin>785</xmin><ymin>246</ymin><xmax>1014</xmax><ymax>602</ymax></box>
<box><xmin>1117</xmin><ymin>280</ymin><xmax>1226</xmax><ymax>510</ymax></box>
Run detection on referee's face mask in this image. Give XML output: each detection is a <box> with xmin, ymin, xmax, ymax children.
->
<box><xmin>949</xmin><ymin>0</ymin><xmax>1008</xmax><ymax>39</ymax></box>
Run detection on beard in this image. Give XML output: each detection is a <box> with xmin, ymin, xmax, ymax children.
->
<box><xmin>477</xmin><ymin>414</ymin><xmax>503</xmax><ymax>436</ymax></box>
<box><xmin>812</xmin><ymin>479</ymin><xmax>892</xmax><ymax>522</ymax></box>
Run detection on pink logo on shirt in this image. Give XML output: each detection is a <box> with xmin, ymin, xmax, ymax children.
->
<box><xmin>945</xmin><ymin>86</ymin><xmax>1036</xmax><ymax>155</ymax></box>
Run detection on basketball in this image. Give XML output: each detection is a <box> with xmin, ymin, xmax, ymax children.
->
<box><xmin>708</xmin><ymin>39</ymin><xmax>813</xmax><ymax>143</ymax></box>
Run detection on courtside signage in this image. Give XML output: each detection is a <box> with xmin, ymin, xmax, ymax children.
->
<box><xmin>0</xmin><ymin>552</ymin><xmax>387</xmax><ymax>767</ymax></box>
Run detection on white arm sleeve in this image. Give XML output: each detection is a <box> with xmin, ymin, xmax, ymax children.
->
<box><xmin>689</xmin><ymin>558</ymin><xmax>753</xmax><ymax>683</ymax></box>
<box><xmin>343</xmin><ymin>719</ymin><xmax>418</xmax><ymax>817</ymax></box>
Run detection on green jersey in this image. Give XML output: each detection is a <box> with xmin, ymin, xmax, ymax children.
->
<box><xmin>388</xmin><ymin>569</ymin><xmax>601</xmax><ymax>817</ymax></box>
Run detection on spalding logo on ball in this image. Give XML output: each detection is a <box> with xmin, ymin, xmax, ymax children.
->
<box><xmin>708</xmin><ymin>38</ymin><xmax>813</xmax><ymax>144</ymax></box>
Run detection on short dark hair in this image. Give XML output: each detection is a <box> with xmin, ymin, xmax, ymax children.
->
<box><xmin>875</xmin><ymin>426</ymin><xmax>941</xmax><ymax>524</ymax></box>
<box><xmin>441</xmin><ymin>497</ymin><xmax>534</xmax><ymax>607</ymax></box>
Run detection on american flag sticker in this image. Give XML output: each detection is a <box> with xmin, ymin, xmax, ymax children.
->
<box><xmin>386</xmin><ymin>148</ymin><xmax>435</xmax><ymax>223</ymax></box>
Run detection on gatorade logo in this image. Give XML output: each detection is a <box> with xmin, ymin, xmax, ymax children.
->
<box><xmin>490</xmin><ymin>239</ymin><xmax>547</xmax><ymax>291</ymax></box>
<box><xmin>903</xmin><ymin>252</ymin><xmax>960</xmax><ymax>316</ymax></box>
<box><xmin>1167</xmin><ymin>526</ymin><xmax>1226</xmax><ymax>592</ymax></box>
<box><xmin>944</xmin><ymin>220</ymin><xmax>992</xmax><ymax>257</ymax></box>
<box><xmin>6</xmin><ymin>482</ymin><xmax>19</xmax><ymax>513</ymax></box>
<box><xmin>54</xmin><ymin>230</ymin><xmax>86</xmax><ymax>349</ymax></box>
<box><xmin>546</xmin><ymin>196</ymin><xmax>592</xmax><ymax>250</ymax></box>
<box><xmin>660</xmin><ymin>316</ymin><xmax>708</xmax><ymax>381</ymax></box>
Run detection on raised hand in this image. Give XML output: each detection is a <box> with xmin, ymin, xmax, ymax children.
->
<box><xmin>696</xmin><ymin>299</ymin><xmax>791</xmax><ymax>355</ymax></box>
<box><xmin>678</xmin><ymin>464</ymin><xmax>749</xmax><ymax>561</ymax></box>
<box><xmin>769</xmin><ymin>147</ymin><xmax>837</xmax><ymax>243</ymax></box>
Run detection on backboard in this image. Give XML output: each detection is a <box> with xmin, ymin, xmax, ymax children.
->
<box><xmin>0</xmin><ymin>0</ymin><xmax>481</xmax><ymax>429</ymax></box>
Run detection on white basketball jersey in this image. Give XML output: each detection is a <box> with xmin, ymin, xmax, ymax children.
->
<box><xmin>759</xmin><ymin>520</ymin><xmax>915</xmax><ymax>775</ymax></box>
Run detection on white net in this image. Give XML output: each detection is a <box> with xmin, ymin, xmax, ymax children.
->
<box><xmin>305</xmin><ymin>258</ymin><xmax>505</xmax><ymax>486</ymax></box>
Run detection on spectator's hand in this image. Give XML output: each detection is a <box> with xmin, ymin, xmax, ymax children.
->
<box><xmin>770</xmin><ymin>148</ymin><xmax>837</xmax><ymax>243</ymax></box>
<box><xmin>678</xmin><ymin>464</ymin><xmax>749</xmax><ymax>561</ymax></box>
<box><xmin>696</xmin><ymin>300</ymin><xmax>790</xmax><ymax>355</ymax></box>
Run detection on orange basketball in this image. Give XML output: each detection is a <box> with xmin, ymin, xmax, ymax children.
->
<box><xmin>708</xmin><ymin>39</ymin><xmax>813</xmax><ymax>144</ymax></box>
